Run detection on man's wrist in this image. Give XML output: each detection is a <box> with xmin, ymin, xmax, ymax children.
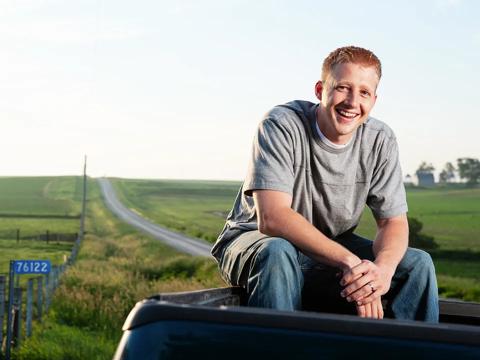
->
<box><xmin>340</xmin><ymin>255</ymin><xmax>362</xmax><ymax>272</ymax></box>
<box><xmin>374</xmin><ymin>260</ymin><xmax>396</xmax><ymax>279</ymax></box>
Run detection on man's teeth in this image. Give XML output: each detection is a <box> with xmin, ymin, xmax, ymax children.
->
<box><xmin>337</xmin><ymin>109</ymin><xmax>357</xmax><ymax>118</ymax></box>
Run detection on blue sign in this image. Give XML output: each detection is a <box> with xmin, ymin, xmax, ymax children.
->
<box><xmin>13</xmin><ymin>260</ymin><xmax>51</xmax><ymax>274</ymax></box>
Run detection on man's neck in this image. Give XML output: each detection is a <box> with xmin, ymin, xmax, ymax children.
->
<box><xmin>315</xmin><ymin>106</ymin><xmax>351</xmax><ymax>146</ymax></box>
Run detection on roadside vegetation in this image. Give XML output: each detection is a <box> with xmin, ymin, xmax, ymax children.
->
<box><xmin>111</xmin><ymin>178</ymin><xmax>480</xmax><ymax>302</ymax></box>
<box><xmin>13</xmin><ymin>179</ymin><xmax>224</xmax><ymax>360</ymax></box>
<box><xmin>2</xmin><ymin>177</ymin><xmax>479</xmax><ymax>359</ymax></box>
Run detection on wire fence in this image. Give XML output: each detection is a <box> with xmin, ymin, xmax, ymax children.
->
<box><xmin>0</xmin><ymin>230</ymin><xmax>79</xmax><ymax>243</ymax></box>
<box><xmin>0</xmin><ymin>160</ymin><xmax>87</xmax><ymax>359</ymax></box>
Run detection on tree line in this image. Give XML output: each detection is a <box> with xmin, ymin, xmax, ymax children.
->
<box><xmin>415</xmin><ymin>157</ymin><xmax>480</xmax><ymax>185</ymax></box>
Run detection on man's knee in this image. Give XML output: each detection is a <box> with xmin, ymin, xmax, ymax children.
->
<box><xmin>256</xmin><ymin>237</ymin><xmax>298</xmax><ymax>265</ymax></box>
<box><xmin>402</xmin><ymin>247</ymin><xmax>435</xmax><ymax>274</ymax></box>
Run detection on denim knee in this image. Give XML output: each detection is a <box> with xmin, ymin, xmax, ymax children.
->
<box><xmin>247</xmin><ymin>237</ymin><xmax>303</xmax><ymax>310</ymax></box>
<box><xmin>403</xmin><ymin>248</ymin><xmax>435</xmax><ymax>274</ymax></box>
<box><xmin>255</xmin><ymin>238</ymin><xmax>298</xmax><ymax>268</ymax></box>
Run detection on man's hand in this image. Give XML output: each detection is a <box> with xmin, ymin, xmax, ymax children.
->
<box><xmin>356</xmin><ymin>296</ymin><xmax>384</xmax><ymax>319</ymax></box>
<box><xmin>340</xmin><ymin>259</ymin><xmax>393</xmax><ymax>306</ymax></box>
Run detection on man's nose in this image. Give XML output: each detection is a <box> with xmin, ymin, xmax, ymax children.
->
<box><xmin>345</xmin><ymin>91</ymin><xmax>360</xmax><ymax>107</ymax></box>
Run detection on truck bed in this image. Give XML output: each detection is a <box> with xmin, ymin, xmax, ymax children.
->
<box><xmin>114</xmin><ymin>287</ymin><xmax>480</xmax><ymax>359</ymax></box>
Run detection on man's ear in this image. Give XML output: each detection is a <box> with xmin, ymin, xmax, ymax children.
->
<box><xmin>315</xmin><ymin>81</ymin><xmax>323</xmax><ymax>101</ymax></box>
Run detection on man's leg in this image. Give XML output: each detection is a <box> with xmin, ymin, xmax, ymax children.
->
<box><xmin>219</xmin><ymin>230</ymin><xmax>303</xmax><ymax>311</ymax></box>
<box><xmin>337</xmin><ymin>234</ymin><xmax>439</xmax><ymax>322</ymax></box>
<box><xmin>388</xmin><ymin>247</ymin><xmax>439</xmax><ymax>322</ymax></box>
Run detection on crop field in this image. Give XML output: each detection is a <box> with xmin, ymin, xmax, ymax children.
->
<box><xmin>111</xmin><ymin>178</ymin><xmax>480</xmax><ymax>301</ymax></box>
<box><xmin>0</xmin><ymin>177</ymin><xmax>81</xmax><ymax>276</ymax></box>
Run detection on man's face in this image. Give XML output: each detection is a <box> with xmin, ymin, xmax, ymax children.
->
<box><xmin>315</xmin><ymin>62</ymin><xmax>378</xmax><ymax>145</ymax></box>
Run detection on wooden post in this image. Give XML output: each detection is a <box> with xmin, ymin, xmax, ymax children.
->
<box><xmin>45</xmin><ymin>274</ymin><xmax>50</xmax><ymax>312</ymax></box>
<box><xmin>0</xmin><ymin>275</ymin><xmax>6</xmax><ymax>349</ymax></box>
<box><xmin>12</xmin><ymin>287</ymin><xmax>22</xmax><ymax>348</ymax></box>
<box><xmin>36</xmin><ymin>277</ymin><xmax>43</xmax><ymax>322</ymax></box>
<box><xmin>26</xmin><ymin>279</ymin><xmax>33</xmax><ymax>337</ymax></box>
<box><xmin>5</xmin><ymin>261</ymin><xmax>15</xmax><ymax>360</ymax></box>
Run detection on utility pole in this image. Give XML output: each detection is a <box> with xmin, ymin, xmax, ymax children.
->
<box><xmin>80</xmin><ymin>155</ymin><xmax>87</xmax><ymax>238</ymax></box>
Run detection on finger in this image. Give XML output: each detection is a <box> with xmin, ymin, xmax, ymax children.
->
<box><xmin>356</xmin><ymin>304</ymin><xmax>366</xmax><ymax>318</ymax></box>
<box><xmin>342</xmin><ymin>276</ymin><xmax>375</xmax><ymax>301</ymax></box>
<box><xmin>370</xmin><ymin>300</ymin><xmax>379</xmax><ymax>319</ymax></box>
<box><xmin>365</xmin><ymin>302</ymin><xmax>372</xmax><ymax>318</ymax></box>
<box><xmin>355</xmin><ymin>284</ymin><xmax>380</xmax><ymax>305</ymax></box>
<box><xmin>378</xmin><ymin>302</ymin><xmax>384</xmax><ymax>319</ymax></box>
<box><xmin>373</xmin><ymin>298</ymin><xmax>383</xmax><ymax>319</ymax></box>
<box><xmin>341</xmin><ymin>261</ymin><xmax>374</xmax><ymax>286</ymax></box>
<box><xmin>340</xmin><ymin>268</ymin><xmax>363</xmax><ymax>287</ymax></box>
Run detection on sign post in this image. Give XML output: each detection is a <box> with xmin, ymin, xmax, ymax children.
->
<box><xmin>5</xmin><ymin>260</ymin><xmax>51</xmax><ymax>360</ymax></box>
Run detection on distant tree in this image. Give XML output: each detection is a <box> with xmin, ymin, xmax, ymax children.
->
<box><xmin>416</xmin><ymin>161</ymin><xmax>435</xmax><ymax>175</ymax></box>
<box><xmin>408</xmin><ymin>217</ymin><xmax>438</xmax><ymax>250</ymax></box>
<box><xmin>456</xmin><ymin>158</ymin><xmax>480</xmax><ymax>185</ymax></box>
<box><xmin>439</xmin><ymin>162</ymin><xmax>456</xmax><ymax>183</ymax></box>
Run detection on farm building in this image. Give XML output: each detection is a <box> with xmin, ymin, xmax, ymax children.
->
<box><xmin>416</xmin><ymin>171</ymin><xmax>435</xmax><ymax>187</ymax></box>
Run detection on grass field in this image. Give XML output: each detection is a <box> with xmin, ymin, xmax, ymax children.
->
<box><xmin>14</xmin><ymin>179</ymin><xmax>225</xmax><ymax>360</ymax></box>
<box><xmin>3</xmin><ymin>177</ymin><xmax>479</xmax><ymax>358</ymax></box>
<box><xmin>111</xmin><ymin>178</ymin><xmax>240</xmax><ymax>242</ymax></box>
<box><xmin>0</xmin><ymin>177</ymin><xmax>81</xmax><ymax>276</ymax></box>
<box><xmin>111</xmin><ymin>178</ymin><xmax>480</xmax><ymax>301</ymax></box>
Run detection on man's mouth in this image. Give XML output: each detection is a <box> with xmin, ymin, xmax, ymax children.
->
<box><xmin>335</xmin><ymin>108</ymin><xmax>359</xmax><ymax>119</ymax></box>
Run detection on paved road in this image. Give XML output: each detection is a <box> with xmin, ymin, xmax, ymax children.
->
<box><xmin>97</xmin><ymin>178</ymin><xmax>213</xmax><ymax>257</ymax></box>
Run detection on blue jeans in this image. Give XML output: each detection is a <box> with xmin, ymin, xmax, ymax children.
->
<box><xmin>219</xmin><ymin>230</ymin><xmax>439</xmax><ymax>322</ymax></box>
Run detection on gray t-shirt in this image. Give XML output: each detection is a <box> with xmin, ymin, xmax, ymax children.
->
<box><xmin>211</xmin><ymin>100</ymin><xmax>408</xmax><ymax>259</ymax></box>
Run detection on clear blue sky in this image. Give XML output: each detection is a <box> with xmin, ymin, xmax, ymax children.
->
<box><xmin>1</xmin><ymin>0</ymin><xmax>479</xmax><ymax>180</ymax></box>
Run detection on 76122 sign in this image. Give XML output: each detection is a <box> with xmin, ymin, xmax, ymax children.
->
<box><xmin>13</xmin><ymin>260</ymin><xmax>51</xmax><ymax>274</ymax></box>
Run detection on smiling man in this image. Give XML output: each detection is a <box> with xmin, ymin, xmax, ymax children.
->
<box><xmin>211</xmin><ymin>46</ymin><xmax>439</xmax><ymax>321</ymax></box>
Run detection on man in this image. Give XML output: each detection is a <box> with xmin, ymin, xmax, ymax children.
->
<box><xmin>211</xmin><ymin>46</ymin><xmax>438</xmax><ymax>321</ymax></box>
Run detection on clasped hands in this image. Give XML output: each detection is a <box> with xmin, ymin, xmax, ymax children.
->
<box><xmin>340</xmin><ymin>259</ymin><xmax>392</xmax><ymax>319</ymax></box>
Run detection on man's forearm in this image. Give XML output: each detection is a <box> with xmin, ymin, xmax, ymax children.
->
<box><xmin>373</xmin><ymin>214</ymin><xmax>409</xmax><ymax>277</ymax></box>
<box><xmin>257</xmin><ymin>204</ymin><xmax>361</xmax><ymax>271</ymax></box>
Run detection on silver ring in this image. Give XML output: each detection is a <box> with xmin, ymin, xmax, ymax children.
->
<box><xmin>369</xmin><ymin>282</ymin><xmax>375</xmax><ymax>293</ymax></box>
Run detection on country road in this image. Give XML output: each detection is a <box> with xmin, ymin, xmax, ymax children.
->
<box><xmin>97</xmin><ymin>178</ymin><xmax>212</xmax><ymax>257</ymax></box>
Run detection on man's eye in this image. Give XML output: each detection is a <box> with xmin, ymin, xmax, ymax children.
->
<box><xmin>360</xmin><ymin>90</ymin><xmax>371</xmax><ymax>97</ymax></box>
<box><xmin>337</xmin><ymin>86</ymin><xmax>348</xmax><ymax>91</ymax></box>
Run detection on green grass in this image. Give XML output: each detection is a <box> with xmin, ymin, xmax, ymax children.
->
<box><xmin>111</xmin><ymin>179</ymin><xmax>480</xmax><ymax>302</ymax></box>
<box><xmin>356</xmin><ymin>186</ymin><xmax>480</xmax><ymax>251</ymax></box>
<box><xmin>111</xmin><ymin>178</ymin><xmax>241</xmax><ymax>242</ymax></box>
<box><xmin>14</xmin><ymin>179</ymin><xmax>225</xmax><ymax>359</ymax></box>
<box><xmin>0</xmin><ymin>177</ymin><xmax>82</xmax><ymax>216</ymax></box>
<box><xmin>0</xmin><ymin>177</ymin><xmax>81</xmax><ymax>276</ymax></box>
<box><xmin>0</xmin><ymin>239</ymin><xmax>72</xmax><ymax>274</ymax></box>
<box><xmin>8</xmin><ymin>178</ymin><xmax>480</xmax><ymax>358</ymax></box>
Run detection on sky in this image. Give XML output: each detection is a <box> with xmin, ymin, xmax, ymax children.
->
<box><xmin>1</xmin><ymin>0</ymin><xmax>479</xmax><ymax>180</ymax></box>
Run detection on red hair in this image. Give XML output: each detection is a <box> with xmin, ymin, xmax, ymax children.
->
<box><xmin>322</xmin><ymin>46</ymin><xmax>382</xmax><ymax>82</ymax></box>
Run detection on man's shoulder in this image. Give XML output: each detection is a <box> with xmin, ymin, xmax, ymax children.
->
<box><xmin>261</xmin><ymin>100</ymin><xmax>315</xmax><ymax>128</ymax></box>
<box><xmin>362</xmin><ymin>117</ymin><xmax>397</xmax><ymax>144</ymax></box>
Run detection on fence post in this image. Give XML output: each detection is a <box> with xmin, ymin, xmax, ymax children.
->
<box><xmin>12</xmin><ymin>287</ymin><xmax>22</xmax><ymax>348</ymax></box>
<box><xmin>0</xmin><ymin>275</ymin><xmax>5</xmax><ymax>350</ymax></box>
<box><xmin>45</xmin><ymin>273</ymin><xmax>50</xmax><ymax>312</ymax></box>
<box><xmin>26</xmin><ymin>279</ymin><xmax>33</xmax><ymax>337</ymax></box>
<box><xmin>36</xmin><ymin>277</ymin><xmax>43</xmax><ymax>322</ymax></box>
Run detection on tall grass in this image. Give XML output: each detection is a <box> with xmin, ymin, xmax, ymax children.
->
<box><xmin>14</xmin><ymin>181</ymin><xmax>225</xmax><ymax>360</ymax></box>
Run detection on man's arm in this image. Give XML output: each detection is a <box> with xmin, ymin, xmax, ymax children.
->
<box><xmin>253</xmin><ymin>189</ymin><xmax>362</xmax><ymax>271</ymax></box>
<box><xmin>340</xmin><ymin>214</ymin><xmax>409</xmax><ymax>305</ymax></box>
<box><xmin>254</xmin><ymin>189</ymin><xmax>389</xmax><ymax>319</ymax></box>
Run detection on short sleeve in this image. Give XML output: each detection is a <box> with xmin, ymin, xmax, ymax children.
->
<box><xmin>367</xmin><ymin>138</ymin><xmax>408</xmax><ymax>219</ymax></box>
<box><xmin>243</xmin><ymin>118</ymin><xmax>295</xmax><ymax>197</ymax></box>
